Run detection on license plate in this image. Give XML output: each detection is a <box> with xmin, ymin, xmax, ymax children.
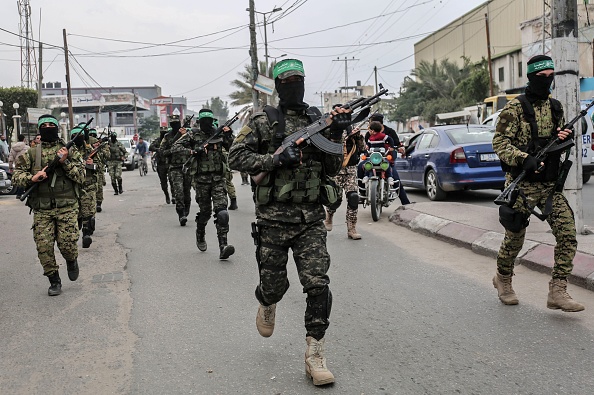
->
<box><xmin>480</xmin><ymin>153</ymin><xmax>499</xmax><ymax>162</ymax></box>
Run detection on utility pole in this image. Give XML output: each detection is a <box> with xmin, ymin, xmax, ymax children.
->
<box><xmin>63</xmin><ymin>28</ymin><xmax>74</xmax><ymax>131</ymax></box>
<box><xmin>133</xmin><ymin>90</ymin><xmax>138</xmax><ymax>135</ymax></box>
<box><xmin>374</xmin><ymin>66</ymin><xmax>378</xmax><ymax>94</ymax></box>
<box><xmin>37</xmin><ymin>42</ymin><xmax>43</xmax><ymax>108</ymax></box>
<box><xmin>485</xmin><ymin>13</ymin><xmax>494</xmax><ymax>96</ymax></box>
<box><xmin>551</xmin><ymin>0</ymin><xmax>586</xmax><ymax>233</ymax></box>
<box><xmin>252</xmin><ymin>6</ymin><xmax>282</xmax><ymax>106</ymax></box>
<box><xmin>248</xmin><ymin>0</ymin><xmax>260</xmax><ymax>112</ymax></box>
<box><xmin>333</xmin><ymin>57</ymin><xmax>359</xmax><ymax>102</ymax></box>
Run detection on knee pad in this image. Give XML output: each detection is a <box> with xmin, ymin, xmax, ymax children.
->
<box><xmin>347</xmin><ymin>191</ymin><xmax>359</xmax><ymax>210</ymax></box>
<box><xmin>306</xmin><ymin>286</ymin><xmax>332</xmax><ymax>321</ymax></box>
<box><xmin>326</xmin><ymin>197</ymin><xmax>342</xmax><ymax>212</ymax></box>
<box><xmin>214</xmin><ymin>208</ymin><xmax>229</xmax><ymax>226</ymax></box>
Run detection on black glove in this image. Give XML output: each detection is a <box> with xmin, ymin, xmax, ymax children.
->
<box><xmin>192</xmin><ymin>146</ymin><xmax>205</xmax><ymax>157</ymax></box>
<box><xmin>522</xmin><ymin>155</ymin><xmax>538</xmax><ymax>174</ymax></box>
<box><xmin>330</xmin><ymin>112</ymin><xmax>352</xmax><ymax>132</ymax></box>
<box><xmin>273</xmin><ymin>143</ymin><xmax>301</xmax><ymax>168</ymax></box>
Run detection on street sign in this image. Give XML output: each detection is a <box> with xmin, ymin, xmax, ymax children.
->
<box><xmin>253</xmin><ymin>74</ymin><xmax>274</xmax><ymax>96</ymax></box>
<box><xmin>26</xmin><ymin>108</ymin><xmax>50</xmax><ymax>124</ymax></box>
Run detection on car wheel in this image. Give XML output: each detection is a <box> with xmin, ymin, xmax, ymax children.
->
<box><xmin>583</xmin><ymin>173</ymin><xmax>591</xmax><ymax>184</ymax></box>
<box><xmin>0</xmin><ymin>184</ymin><xmax>15</xmax><ymax>195</ymax></box>
<box><xmin>126</xmin><ymin>163</ymin><xmax>134</xmax><ymax>171</ymax></box>
<box><xmin>425</xmin><ymin>169</ymin><xmax>447</xmax><ymax>201</ymax></box>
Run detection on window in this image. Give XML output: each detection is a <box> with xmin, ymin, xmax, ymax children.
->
<box><xmin>498</xmin><ymin>67</ymin><xmax>505</xmax><ymax>82</ymax></box>
<box><xmin>416</xmin><ymin>133</ymin><xmax>436</xmax><ymax>150</ymax></box>
<box><xmin>518</xmin><ymin>62</ymin><xmax>523</xmax><ymax>77</ymax></box>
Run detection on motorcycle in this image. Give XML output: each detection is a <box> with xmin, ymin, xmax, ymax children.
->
<box><xmin>358</xmin><ymin>147</ymin><xmax>400</xmax><ymax>221</ymax></box>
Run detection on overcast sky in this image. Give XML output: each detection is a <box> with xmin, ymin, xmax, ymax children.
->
<box><xmin>0</xmin><ymin>0</ymin><xmax>487</xmax><ymax>112</ymax></box>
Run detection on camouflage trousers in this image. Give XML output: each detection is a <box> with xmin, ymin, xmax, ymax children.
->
<box><xmin>497</xmin><ymin>180</ymin><xmax>577</xmax><ymax>279</ymax></box>
<box><xmin>194</xmin><ymin>174</ymin><xmax>228</xmax><ymax>235</ymax></box>
<box><xmin>225</xmin><ymin>168</ymin><xmax>236</xmax><ymax>199</ymax></box>
<box><xmin>327</xmin><ymin>166</ymin><xmax>358</xmax><ymax>218</ymax></box>
<box><xmin>255</xmin><ymin>219</ymin><xmax>331</xmax><ymax>339</ymax></box>
<box><xmin>157</xmin><ymin>164</ymin><xmax>169</xmax><ymax>194</ymax></box>
<box><xmin>169</xmin><ymin>167</ymin><xmax>192</xmax><ymax>213</ymax></box>
<box><xmin>96</xmin><ymin>167</ymin><xmax>105</xmax><ymax>204</ymax></box>
<box><xmin>107</xmin><ymin>160</ymin><xmax>122</xmax><ymax>183</ymax></box>
<box><xmin>79</xmin><ymin>183</ymin><xmax>97</xmax><ymax>219</ymax></box>
<box><xmin>33</xmin><ymin>205</ymin><xmax>79</xmax><ymax>276</ymax></box>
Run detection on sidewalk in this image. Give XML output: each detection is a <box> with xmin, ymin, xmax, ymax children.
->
<box><xmin>389</xmin><ymin>202</ymin><xmax>594</xmax><ymax>291</ymax></box>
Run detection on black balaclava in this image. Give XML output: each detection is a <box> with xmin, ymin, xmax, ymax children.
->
<box><xmin>38</xmin><ymin>114</ymin><xmax>60</xmax><ymax>143</ymax></box>
<box><xmin>74</xmin><ymin>134</ymin><xmax>85</xmax><ymax>146</ymax></box>
<box><xmin>526</xmin><ymin>55</ymin><xmax>555</xmax><ymax>103</ymax></box>
<box><xmin>198</xmin><ymin>109</ymin><xmax>215</xmax><ymax>134</ymax></box>
<box><xmin>110</xmin><ymin>134</ymin><xmax>117</xmax><ymax>143</ymax></box>
<box><xmin>160</xmin><ymin>128</ymin><xmax>167</xmax><ymax>138</ymax></box>
<box><xmin>275</xmin><ymin>78</ymin><xmax>307</xmax><ymax>112</ymax></box>
<box><xmin>170</xmin><ymin>117</ymin><xmax>181</xmax><ymax>134</ymax></box>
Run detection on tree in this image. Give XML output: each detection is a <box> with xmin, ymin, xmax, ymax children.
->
<box><xmin>139</xmin><ymin>115</ymin><xmax>160</xmax><ymax>139</ymax></box>
<box><xmin>204</xmin><ymin>97</ymin><xmax>229</xmax><ymax>122</ymax></box>
<box><xmin>229</xmin><ymin>60</ymin><xmax>279</xmax><ymax>109</ymax></box>
<box><xmin>388</xmin><ymin>58</ymin><xmax>492</xmax><ymax>125</ymax></box>
<box><xmin>0</xmin><ymin>87</ymin><xmax>38</xmax><ymax>143</ymax></box>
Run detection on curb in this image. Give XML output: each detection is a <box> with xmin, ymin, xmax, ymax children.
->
<box><xmin>389</xmin><ymin>206</ymin><xmax>594</xmax><ymax>291</ymax></box>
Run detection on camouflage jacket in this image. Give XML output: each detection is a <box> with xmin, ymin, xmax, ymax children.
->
<box><xmin>191</xmin><ymin>127</ymin><xmax>233</xmax><ymax>181</ymax></box>
<box><xmin>107</xmin><ymin>140</ymin><xmax>127</xmax><ymax>162</ymax></box>
<box><xmin>492</xmin><ymin>97</ymin><xmax>564</xmax><ymax>168</ymax></box>
<box><xmin>13</xmin><ymin>140</ymin><xmax>85</xmax><ymax>210</ymax></box>
<box><xmin>228</xmin><ymin>108</ymin><xmax>343</xmax><ymax>223</ymax></box>
<box><xmin>167</xmin><ymin>131</ymin><xmax>194</xmax><ymax>167</ymax></box>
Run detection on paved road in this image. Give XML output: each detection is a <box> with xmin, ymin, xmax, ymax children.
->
<box><xmin>1</xmin><ymin>171</ymin><xmax>594</xmax><ymax>394</ymax></box>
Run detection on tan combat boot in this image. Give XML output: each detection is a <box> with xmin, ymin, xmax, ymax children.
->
<box><xmin>256</xmin><ymin>303</ymin><xmax>276</xmax><ymax>337</ymax></box>
<box><xmin>492</xmin><ymin>272</ymin><xmax>519</xmax><ymax>305</ymax></box>
<box><xmin>547</xmin><ymin>278</ymin><xmax>585</xmax><ymax>312</ymax></box>
<box><xmin>305</xmin><ymin>336</ymin><xmax>335</xmax><ymax>386</ymax></box>
<box><xmin>324</xmin><ymin>210</ymin><xmax>334</xmax><ymax>231</ymax></box>
<box><xmin>346</xmin><ymin>209</ymin><xmax>361</xmax><ymax>240</ymax></box>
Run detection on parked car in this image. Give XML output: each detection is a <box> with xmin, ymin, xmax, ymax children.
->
<box><xmin>0</xmin><ymin>161</ymin><xmax>13</xmax><ymax>195</ymax></box>
<box><xmin>481</xmin><ymin>110</ymin><xmax>501</xmax><ymax>127</ymax></box>
<box><xmin>394</xmin><ymin>125</ymin><xmax>505</xmax><ymax>200</ymax></box>
<box><xmin>117</xmin><ymin>138</ymin><xmax>139</xmax><ymax>171</ymax></box>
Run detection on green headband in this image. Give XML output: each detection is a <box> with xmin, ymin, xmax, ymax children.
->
<box><xmin>199</xmin><ymin>111</ymin><xmax>214</xmax><ymax>119</ymax></box>
<box><xmin>38</xmin><ymin>116</ymin><xmax>59</xmax><ymax>128</ymax></box>
<box><xmin>527</xmin><ymin>60</ymin><xmax>554</xmax><ymax>74</ymax></box>
<box><xmin>273</xmin><ymin>59</ymin><xmax>305</xmax><ymax>79</ymax></box>
<box><xmin>70</xmin><ymin>127</ymin><xmax>84</xmax><ymax>136</ymax></box>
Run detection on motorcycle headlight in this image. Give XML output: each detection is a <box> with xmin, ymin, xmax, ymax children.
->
<box><xmin>380</xmin><ymin>161</ymin><xmax>390</xmax><ymax>171</ymax></box>
<box><xmin>364</xmin><ymin>161</ymin><xmax>373</xmax><ymax>171</ymax></box>
<box><xmin>370</xmin><ymin>152</ymin><xmax>383</xmax><ymax>165</ymax></box>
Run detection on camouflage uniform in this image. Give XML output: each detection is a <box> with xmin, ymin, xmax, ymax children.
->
<box><xmin>192</xmin><ymin>119</ymin><xmax>235</xmax><ymax>258</ymax></box>
<box><xmin>492</xmin><ymin>97</ymin><xmax>576</xmax><ymax>279</ymax></box>
<box><xmin>228</xmin><ymin>107</ymin><xmax>342</xmax><ymax>340</ymax></box>
<box><xmin>162</xmin><ymin>130</ymin><xmax>193</xmax><ymax>224</ymax></box>
<box><xmin>149</xmin><ymin>130</ymin><xmax>171</xmax><ymax>203</ymax></box>
<box><xmin>13</xmin><ymin>140</ymin><xmax>85</xmax><ymax>277</ymax></box>
<box><xmin>107</xmin><ymin>139</ymin><xmax>127</xmax><ymax>194</ymax></box>
<box><xmin>325</xmin><ymin>129</ymin><xmax>365</xmax><ymax>238</ymax></box>
<box><xmin>89</xmin><ymin>132</ymin><xmax>109</xmax><ymax>211</ymax></box>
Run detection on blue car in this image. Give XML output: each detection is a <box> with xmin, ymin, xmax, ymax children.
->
<box><xmin>394</xmin><ymin>124</ymin><xmax>505</xmax><ymax>200</ymax></box>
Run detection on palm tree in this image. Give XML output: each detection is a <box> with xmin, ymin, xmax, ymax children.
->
<box><xmin>229</xmin><ymin>60</ymin><xmax>279</xmax><ymax>109</ymax></box>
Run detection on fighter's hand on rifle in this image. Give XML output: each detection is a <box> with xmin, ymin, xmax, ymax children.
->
<box><xmin>222</xmin><ymin>126</ymin><xmax>231</xmax><ymax>133</ymax></box>
<box><xmin>32</xmin><ymin>166</ymin><xmax>48</xmax><ymax>183</ymax></box>
<box><xmin>522</xmin><ymin>155</ymin><xmax>542</xmax><ymax>175</ymax></box>
<box><xmin>273</xmin><ymin>142</ymin><xmax>301</xmax><ymax>168</ymax></box>
<box><xmin>557</xmin><ymin>127</ymin><xmax>573</xmax><ymax>141</ymax></box>
<box><xmin>329</xmin><ymin>107</ymin><xmax>352</xmax><ymax>132</ymax></box>
<box><xmin>86</xmin><ymin>158</ymin><xmax>94</xmax><ymax>165</ymax></box>
<box><xmin>57</xmin><ymin>147</ymin><xmax>69</xmax><ymax>163</ymax></box>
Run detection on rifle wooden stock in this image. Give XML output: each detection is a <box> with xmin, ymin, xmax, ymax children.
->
<box><xmin>20</xmin><ymin>117</ymin><xmax>94</xmax><ymax>202</ymax></box>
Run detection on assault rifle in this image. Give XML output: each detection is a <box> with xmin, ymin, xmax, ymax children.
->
<box><xmin>251</xmin><ymin>84</ymin><xmax>389</xmax><ymax>185</ymax></box>
<box><xmin>182</xmin><ymin>111</ymin><xmax>242</xmax><ymax>174</ymax></box>
<box><xmin>494</xmin><ymin>100</ymin><xmax>594</xmax><ymax>206</ymax></box>
<box><xmin>183</xmin><ymin>114</ymin><xmax>195</xmax><ymax>128</ymax></box>
<box><xmin>20</xmin><ymin>117</ymin><xmax>94</xmax><ymax>202</ymax></box>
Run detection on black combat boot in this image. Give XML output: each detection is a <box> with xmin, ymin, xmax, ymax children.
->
<box><xmin>165</xmin><ymin>191</ymin><xmax>171</xmax><ymax>204</ymax></box>
<box><xmin>241</xmin><ymin>175</ymin><xmax>249</xmax><ymax>185</ymax></box>
<box><xmin>177</xmin><ymin>207</ymin><xmax>187</xmax><ymax>226</ymax></box>
<box><xmin>88</xmin><ymin>217</ymin><xmax>96</xmax><ymax>236</ymax></box>
<box><xmin>196</xmin><ymin>223</ymin><xmax>207</xmax><ymax>252</ymax></box>
<box><xmin>218</xmin><ymin>234</ymin><xmax>235</xmax><ymax>260</ymax></box>
<box><xmin>82</xmin><ymin>221</ymin><xmax>93</xmax><ymax>249</ymax></box>
<box><xmin>96</xmin><ymin>202</ymin><xmax>102</xmax><ymax>212</ymax></box>
<box><xmin>66</xmin><ymin>259</ymin><xmax>79</xmax><ymax>281</ymax></box>
<box><xmin>171</xmin><ymin>197</ymin><xmax>176</xmax><ymax>204</ymax></box>
<box><xmin>118</xmin><ymin>179</ymin><xmax>123</xmax><ymax>194</ymax></box>
<box><xmin>228</xmin><ymin>198</ymin><xmax>238</xmax><ymax>210</ymax></box>
<box><xmin>112</xmin><ymin>182</ymin><xmax>119</xmax><ymax>195</ymax></box>
<box><xmin>47</xmin><ymin>271</ymin><xmax>62</xmax><ymax>296</ymax></box>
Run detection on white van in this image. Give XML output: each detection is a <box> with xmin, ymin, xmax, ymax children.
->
<box><xmin>579</xmin><ymin>104</ymin><xmax>594</xmax><ymax>183</ymax></box>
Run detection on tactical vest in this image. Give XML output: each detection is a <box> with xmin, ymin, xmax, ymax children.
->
<box><xmin>108</xmin><ymin>141</ymin><xmax>124</xmax><ymax>161</ymax></box>
<box><xmin>197</xmin><ymin>140</ymin><xmax>225</xmax><ymax>173</ymax></box>
<box><xmin>70</xmin><ymin>144</ymin><xmax>96</xmax><ymax>187</ymax></box>
<box><xmin>253</xmin><ymin>105</ymin><xmax>335</xmax><ymax>205</ymax></box>
<box><xmin>500</xmin><ymin>95</ymin><xmax>563</xmax><ymax>182</ymax></box>
<box><xmin>28</xmin><ymin>142</ymin><xmax>78</xmax><ymax>210</ymax></box>
<box><xmin>169</xmin><ymin>134</ymin><xmax>192</xmax><ymax>166</ymax></box>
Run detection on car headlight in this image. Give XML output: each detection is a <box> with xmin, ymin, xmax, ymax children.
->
<box><xmin>370</xmin><ymin>152</ymin><xmax>383</xmax><ymax>165</ymax></box>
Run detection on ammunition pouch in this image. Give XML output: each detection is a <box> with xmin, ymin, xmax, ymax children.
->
<box><xmin>498</xmin><ymin>205</ymin><xmax>530</xmax><ymax>233</ymax></box>
<box><xmin>319</xmin><ymin>176</ymin><xmax>341</xmax><ymax>206</ymax></box>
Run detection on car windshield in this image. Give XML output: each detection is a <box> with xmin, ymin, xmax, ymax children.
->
<box><xmin>119</xmin><ymin>140</ymin><xmax>131</xmax><ymax>149</ymax></box>
<box><xmin>445</xmin><ymin>127</ymin><xmax>495</xmax><ymax>144</ymax></box>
